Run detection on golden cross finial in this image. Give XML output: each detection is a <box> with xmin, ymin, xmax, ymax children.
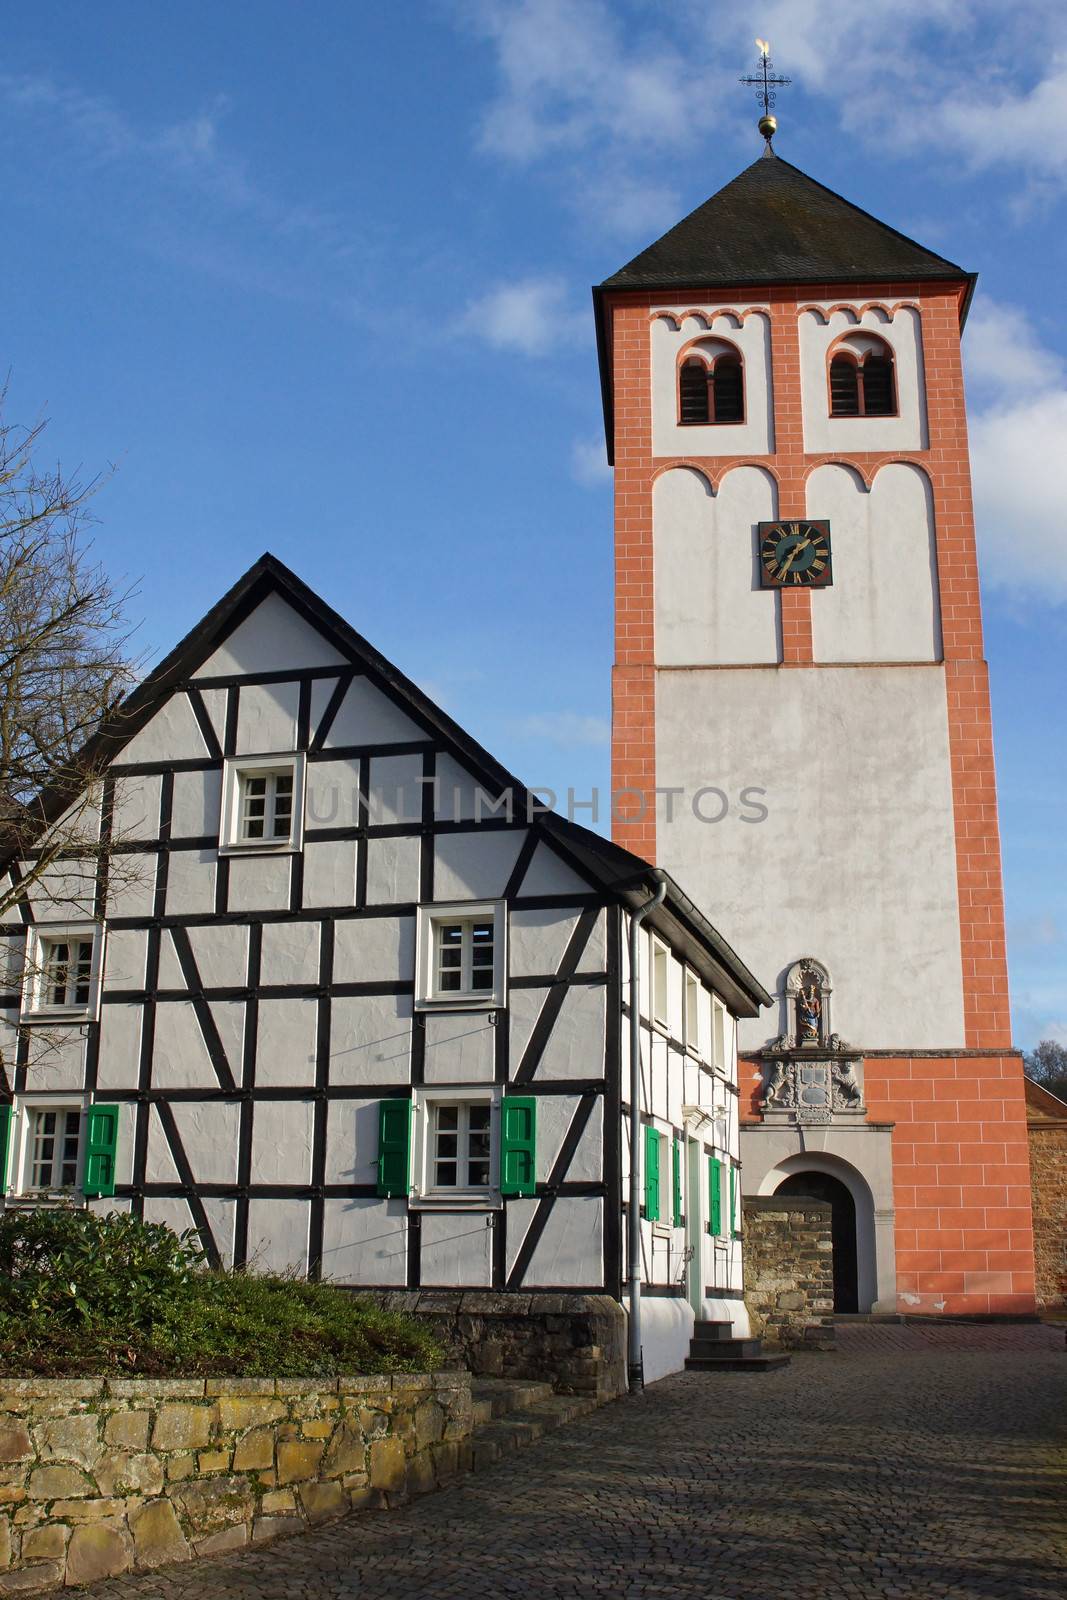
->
<box><xmin>739</xmin><ymin>38</ymin><xmax>791</xmax><ymax>145</ymax></box>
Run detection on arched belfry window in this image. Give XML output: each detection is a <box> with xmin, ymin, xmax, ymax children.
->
<box><xmin>829</xmin><ymin>336</ymin><xmax>897</xmax><ymax>418</ymax></box>
<box><xmin>678</xmin><ymin>341</ymin><xmax>745</xmax><ymax>426</ymax></box>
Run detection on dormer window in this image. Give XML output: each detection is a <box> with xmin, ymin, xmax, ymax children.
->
<box><xmin>829</xmin><ymin>337</ymin><xmax>897</xmax><ymax>417</ymax></box>
<box><xmin>678</xmin><ymin>342</ymin><xmax>745</xmax><ymax>425</ymax></box>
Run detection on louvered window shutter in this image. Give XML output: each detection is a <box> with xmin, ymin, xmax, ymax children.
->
<box><xmin>708</xmin><ymin>1156</ymin><xmax>722</xmax><ymax>1236</ymax></box>
<box><xmin>500</xmin><ymin>1096</ymin><xmax>536</xmax><ymax>1197</ymax></box>
<box><xmin>376</xmin><ymin>1099</ymin><xmax>411</xmax><ymax>1198</ymax></box>
<box><xmin>83</xmin><ymin>1104</ymin><xmax>119</xmax><ymax>1199</ymax></box>
<box><xmin>711</xmin><ymin>358</ymin><xmax>744</xmax><ymax>423</ymax></box>
<box><xmin>861</xmin><ymin>356</ymin><xmax>894</xmax><ymax>415</ymax></box>
<box><xmin>679</xmin><ymin>360</ymin><xmax>710</xmax><ymax>424</ymax></box>
<box><xmin>644</xmin><ymin>1125</ymin><xmax>661</xmax><ymax>1220</ymax></box>
<box><xmin>829</xmin><ymin>357</ymin><xmax>860</xmax><ymax>416</ymax></box>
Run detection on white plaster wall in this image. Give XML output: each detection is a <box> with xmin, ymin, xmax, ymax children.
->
<box><xmin>322</xmin><ymin>677</ymin><xmax>424</xmax><ymax>747</ymax></box>
<box><xmin>508</xmin><ymin>983</ymin><xmax>605</xmax><ymax>1080</ymax></box>
<box><xmin>260</xmin><ymin>920</ymin><xmax>320</xmax><ymax>986</ymax></box>
<box><xmin>235</xmin><ymin>682</ymin><xmax>300</xmax><ymax>755</ymax></box>
<box><xmin>104</xmin><ymin>929</ymin><xmax>147</xmax><ymax>991</ymax></box>
<box><xmin>368</xmin><ymin>753</ymin><xmax>424</xmax><ymax>825</ymax></box>
<box><xmin>433</xmin><ymin>830</ymin><xmax>525</xmax><ymax>901</ymax></box>
<box><xmin>171</xmin><ymin>771</ymin><xmax>221</xmax><ymax>839</ymax></box>
<box><xmin>419</xmin><ymin>1211</ymin><xmax>493</xmax><ymax>1287</ymax></box>
<box><xmin>164</xmin><ymin>850</ymin><xmax>216</xmax><ymax>917</ymax></box>
<box><xmin>303</xmin><ymin>841</ymin><xmax>358</xmax><ymax>906</ymax></box>
<box><xmin>96</xmin><ymin>1005</ymin><xmax>142</xmax><ymax>1090</ymax></box>
<box><xmin>518</xmin><ymin>844</ymin><xmax>590</xmax><ymax>897</ymax></box>
<box><xmin>253</xmin><ymin>997</ymin><xmax>318</xmax><ymax>1086</ymax></box>
<box><xmin>194</xmin><ymin>592</ymin><xmax>344</xmax><ymax>677</ymax></box>
<box><xmin>365</xmin><ymin>836</ymin><xmax>420</xmax><ymax>905</ymax></box>
<box><xmin>651</xmin><ymin>308</ymin><xmax>773</xmax><ymax>456</ymax></box>
<box><xmin>333</xmin><ymin>916</ymin><xmax>414</xmax><ymax>984</ymax></box>
<box><xmin>422</xmin><ymin>1012</ymin><xmax>496</xmax><ymax>1082</ymax></box>
<box><xmin>172</xmin><ymin>1101</ymin><xmax>241</xmax><ymax>1184</ymax></box>
<box><xmin>119</xmin><ymin>694</ymin><xmax>209</xmax><ymax>766</ymax></box>
<box><xmin>227</xmin><ymin>857</ymin><xmax>291</xmax><ymax>915</ymax></box>
<box><xmin>328</xmin><ymin>994</ymin><xmax>413</xmax><ymax>1085</ymax></box>
<box><xmin>246</xmin><ymin>1199</ymin><xmax>310</xmax><ymax>1275</ymax></box>
<box><xmin>324</xmin><ymin>1098</ymin><xmax>378</xmax><ymax>1185</ymax></box>
<box><xmin>654</xmin><ymin>466</ymin><xmax>779</xmax><ymax>665</ymax></box>
<box><xmin>509</xmin><ymin>1195</ymin><xmax>603</xmax><ymax>1286</ymax></box>
<box><xmin>799</xmin><ymin>304</ymin><xmax>927</xmax><ymax>453</ymax></box>
<box><xmin>320</xmin><ymin>1198</ymin><xmax>407</xmax><ymax>1285</ymax></box>
<box><xmin>628</xmin><ymin>1296</ymin><xmax>695</xmax><ymax>1385</ymax></box>
<box><xmin>250</xmin><ymin>1099</ymin><xmax>314</xmax><ymax>1185</ymax></box>
<box><xmin>112</xmin><ymin>776</ymin><xmax>161</xmax><ymax>842</ymax></box>
<box><xmin>655</xmin><ymin>666</ymin><xmax>965</xmax><ymax>1048</ymax></box>
<box><xmin>809</xmin><ymin>463</ymin><xmax>941</xmax><ymax>663</ymax></box>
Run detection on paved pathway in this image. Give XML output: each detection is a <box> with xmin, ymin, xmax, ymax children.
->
<box><xmin>88</xmin><ymin>1326</ymin><xmax>1067</xmax><ymax>1600</ymax></box>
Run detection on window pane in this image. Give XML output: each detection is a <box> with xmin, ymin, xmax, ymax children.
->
<box><xmin>31</xmin><ymin>1111</ymin><xmax>57</xmax><ymax>1188</ymax></box>
<box><xmin>679</xmin><ymin>360</ymin><xmax>710</xmax><ymax>424</ymax></box>
<box><xmin>59</xmin><ymin>1111</ymin><xmax>80</xmax><ymax>1186</ymax></box>
<box><xmin>270</xmin><ymin>773</ymin><xmax>294</xmax><ymax>837</ymax></box>
<box><xmin>437</xmin><ymin>1106</ymin><xmax>458</xmax><ymax>1131</ymax></box>
<box><xmin>73</xmin><ymin>942</ymin><xmax>93</xmax><ymax>1006</ymax></box>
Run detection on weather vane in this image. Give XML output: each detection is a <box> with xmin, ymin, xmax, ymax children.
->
<box><xmin>739</xmin><ymin>38</ymin><xmax>791</xmax><ymax>146</ymax></box>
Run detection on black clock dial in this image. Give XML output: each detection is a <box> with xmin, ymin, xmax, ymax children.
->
<box><xmin>758</xmin><ymin>520</ymin><xmax>833</xmax><ymax>588</ymax></box>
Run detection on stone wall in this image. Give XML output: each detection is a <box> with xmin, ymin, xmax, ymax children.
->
<box><xmin>743</xmin><ymin>1197</ymin><xmax>836</xmax><ymax>1351</ymax></box>
<box><xmin>1028</xmin><ymin>1095</ymin><xmax>1067</xmax><ymax>1309</ymax></box>
<box><xmin>363</xmin><ymin>1292</ymin><xmax>627</xmax><ymax>1403</ymax></box>
<box><xmin>0</xmin><ymin>1372</ymin><xmax>471</xmax><ymax>1593</ymax></box>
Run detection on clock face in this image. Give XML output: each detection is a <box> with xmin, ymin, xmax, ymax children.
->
<box><xmin>758</xmin><ymin>520</ymin><xmax>833</xmax><ymax>588</ymax></box>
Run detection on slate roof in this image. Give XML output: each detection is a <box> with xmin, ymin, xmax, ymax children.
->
<box><xmin>593</xmin><ymin>150</ymin><xmax>977</xmax><ymax>460</ymax></box>
<box><xmin>600</xmin><ymin>151</ymin><xmax>971</xmax><ymax>291</ymax></box>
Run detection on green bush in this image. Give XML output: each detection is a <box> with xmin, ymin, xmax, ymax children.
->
<box><xmin>0</xmin><ymin>1208</ymin><xmax>442</xmax><ymax>1379</ymax></box>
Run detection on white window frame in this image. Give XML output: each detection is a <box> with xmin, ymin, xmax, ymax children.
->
<box><xmin>409</xmin><ymin>1086</ymin><xmax>502</xmax><ymax>1209</ymax></box>
<box><xmin>652</xmin><ymin>1129</ymin><xmax>673</xmax><ymax>1237</ymax></box>
<box><xmin>415</xmin><ymin>901</ymin><xmax>507</xmax><ymax>1011</ymax></box>
<box><xmin>650</xmin><ymin>933</ymin><xmax>670</xmax><ymax>1033</ymax></box>
<box><xmin>20</xmin><ymin>924</ymin><xmax>105</xmax><ymax>1024</ymax></box>
<box><xmin>684</xmin><ymin>968</ymin><xmax>706</xmax><ymax>1059</ymax></box>
<box><xmin>219</xmin><ymin>752</ymin><xmax>306</xmax><ymax>855</ymax></box>
<box><xmin>712</xmin><ymin>997</ymin><xmax>728</xmax><ymax>1075</ymax></box>
<box><xmin>7</xmin><ymin>1097</ymin><xmax>88</xmax><ymax>1199</ymax></box>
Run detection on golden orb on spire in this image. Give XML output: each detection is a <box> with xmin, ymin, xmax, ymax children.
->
<box><xmin>758</xmin><ymin>113</ymin><xmax>778</xmax><ymax>141</ymax></box>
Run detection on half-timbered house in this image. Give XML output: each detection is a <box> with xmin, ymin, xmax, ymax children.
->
<box><xmin>0</xmin><ymin>556</ymin><xmax>768</xmax><ymax>1385</ymax></box>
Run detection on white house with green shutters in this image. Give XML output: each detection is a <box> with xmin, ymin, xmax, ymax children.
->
<box><xmin>0</xmin><ymin>556</ymin><xmax>768</xmax><ymax>1385</ymax></box>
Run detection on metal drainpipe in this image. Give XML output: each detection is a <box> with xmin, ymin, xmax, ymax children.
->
<box><xmin>627</xmin><ymin>876</ymin><xmax>667</xmax><ymax>1394</ymax></box>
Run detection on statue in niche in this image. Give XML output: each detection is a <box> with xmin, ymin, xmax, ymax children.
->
<box><xmin>796</xmin><ymin>975</ymin><xmax>822</xmax><ymax>1045</ymax></box>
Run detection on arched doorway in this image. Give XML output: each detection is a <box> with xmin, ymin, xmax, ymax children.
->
<box><xmin>776</xmin><ymin>1171</ymin><xmax>859</xmax><ymax>1313</ymax></box>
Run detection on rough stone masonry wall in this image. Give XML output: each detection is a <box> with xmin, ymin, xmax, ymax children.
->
<box><xmin>743</xmin><ymin>1197</ymin><xmax>836</xmax><ymax>1351</ymax></box>
<box><xmin>362</xmin><ymin>1292</ymin><xmax>628</xmax><ymax>1403</ymax></box>
<box><xmin>0</xmin><ymin>1372</ymin><xmax>471</xmax><ymax>1593</ymax></box>
<box><xmin>1029</xmin><ymin>1115</ymin><xmax>1067</xmax><ymax>1309</ymax></box>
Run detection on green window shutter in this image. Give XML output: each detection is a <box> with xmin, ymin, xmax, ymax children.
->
<box><xmin>708</xmin><ymin>1156</ymin><xmax>722</xmax><ymax>1236</ymax></box>
<box><xmin>644</xmin><ymin>1125</ymin><xmax>661</xmax><ymax>1221</ymax></box>
<box><xmin>83</xmin><ymin>1104</ymin><xmax>119</xmax><ymax>1199</ymax></box>
<box><xmin>672</xmin><ymin>1137</ymin><xmax>683</xmax><ymax>1227</ymax></box>
<box><xmin>0</xmin><ymin>1105</ymin><xmax>11</xmax><ymax>1189</ymax></box>
<box><xmin>376</xmin><ymin>1099</ymin><xmax>412</xmax><ymax>1198</ymax></box>
<box><xmin>500</xmin><ymin>1096</ymin><xmax>536</xmax><ymax>1197</ymax></box>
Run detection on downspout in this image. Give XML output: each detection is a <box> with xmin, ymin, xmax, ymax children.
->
<box><xmin>627</xmin><ymin>875</ymin><xmax>667</xmax><ymax>1393</ymax></box>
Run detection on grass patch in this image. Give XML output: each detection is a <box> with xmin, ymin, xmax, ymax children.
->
<box><xmin>0</xmin><ymin>1208</ymin><xmax>442</xmax><ymax>1378</ymax></box>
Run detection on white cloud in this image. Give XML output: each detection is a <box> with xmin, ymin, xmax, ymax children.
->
<box><xmin>965</xmin><ymin>298</ymin><xmax>1064</xmax><ymax>396</ymax></box>
<box><xmin>967</xmin><ymin>299</ymin><xmax>1067</xmax><ymax>603</ymax></box>
<box><xmin>458</xmin><ymin>275</ymin><xmax>584</xmax><ymax>355</ymax></box>
<box><xmin>571</xmin><ymin>436</ymin><xmax>612</xmax><ymax>487</ymax></box>
<box><xmin>510</xmin><ymin>711</ymin><xmax>610</xmax><ymax>748</ymax></box>
<box><xmin>454</xmin><ymin>0</ymin><xmax>1067</xmax><ymax>195</ymax></box>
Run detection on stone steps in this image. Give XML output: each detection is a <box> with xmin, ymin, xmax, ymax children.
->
<box><xmin>469</xmin><ymin>1379</ymin><xmax>598</xmax><ymax>1471</ymax></box>
<box><xmin>684</xmin><ymin>1319</ymin><xmax>791</xmax><ymax>1374</ymax></box>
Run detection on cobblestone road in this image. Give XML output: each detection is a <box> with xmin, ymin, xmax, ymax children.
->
<box><xmin>87</xmin><ymin>1326</ymin><xmax>1067</xmax><ymax>1600</ymax></box>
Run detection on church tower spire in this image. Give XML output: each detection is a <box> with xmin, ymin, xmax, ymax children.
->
<box><xmin>594</xmin><ymin>137</ymin><xmax>1035</xmax><ymax>1320</ymax></box>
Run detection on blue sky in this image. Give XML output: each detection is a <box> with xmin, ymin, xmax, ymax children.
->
<box><xmin>1</xmin><ymin>1</ymin><xmax>1063</xmax><ymax>1047</ymax></box>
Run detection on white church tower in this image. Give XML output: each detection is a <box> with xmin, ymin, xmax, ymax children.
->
<box><xmin>594</xmin><ymin>94</ymin><xmax>1036</xmax><ymax>1319</ymax></box>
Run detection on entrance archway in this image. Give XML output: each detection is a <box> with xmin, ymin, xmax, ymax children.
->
<box><xmin>776</xmin><ymin>1170</ymin><xmax>858</xmax><ymax>1312</ymax></box>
